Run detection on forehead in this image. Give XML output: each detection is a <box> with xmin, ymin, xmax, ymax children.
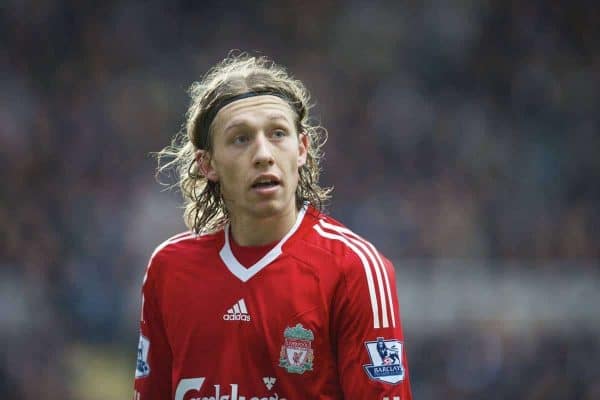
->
<box><xmin>211</xmin><ymin>95</ymin><xmax>296</xmax><ymax>132</ymax></box>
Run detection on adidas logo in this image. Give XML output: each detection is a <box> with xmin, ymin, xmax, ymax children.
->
<box><xmin>223</xmin><ymin>298</ymin><xmax>251</xmax><ymax>322</ymax></box>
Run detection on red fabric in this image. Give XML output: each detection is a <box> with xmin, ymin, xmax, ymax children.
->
<box><xmin>134</xmin><ymin>206</ymin><xmax>412</xmax><ymax>400</ymax></box>
<box><xmin>229</xmin><ymin>231</ymin><xmax>277</xmax><ymax>267</ymax></box>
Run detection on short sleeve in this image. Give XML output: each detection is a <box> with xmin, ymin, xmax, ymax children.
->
<box><xmin>133</xmin><ymin>256</ymin><xmax>173</xmax><ymax>400</ymax></box>
<box><xmin>333</xmin><ymin>247</ymin><xmax>413</xmax><ymax>400</ymax></box>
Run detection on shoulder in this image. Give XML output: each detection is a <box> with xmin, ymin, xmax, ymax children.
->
<box><xmin>149</xmin><ymin>231</ymin><xmax>202</xmax><ymax>261</ymax></box>
<box><xmin>295</xmin><ymin>211</ymin><xmax>392</xmax><ymax>275</ymax></box>
<box><xmin>143</xmin><ymin>230</ymin><xmax>221</xmax><ymax>281</ymax></box>
<box><xmin>302</xmin><ymin>213</ymin><xmax>399</xmax><ymax>329</ymax></box>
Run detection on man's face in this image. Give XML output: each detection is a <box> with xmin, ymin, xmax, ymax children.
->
<box><xmin>200</xmin><ymin>95</ymin><xmax>308</xmax><ymax>221</ymax></box>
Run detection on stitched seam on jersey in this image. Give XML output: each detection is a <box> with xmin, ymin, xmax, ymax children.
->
<box><xmin>287</xmin><ymin>305</ymin><xmax>321</xmax><ymax>323</ymax></box>
<box><xmin>142</xmin><ymin>274</ymin><xmax>174</xmax><ymax>356</ymax></box>
<box><xmin>313</xmin><ymin>224</ymin><xmax>380</xmax><ymax>329</ymax></box>
<box><xmin>141</xmin><ymin>233</ymin><xmax>196</xmax><ymax>321</ymax></box>
<box><xmin>144</xmin><ymin>233</ymin><xmax>197</xmax><ymax>284</ymax></box>
<box><xmin>319</xmin><ymin>221</ymin><xmax>390</xmax><ymax>328</ymax></box>
<box><xmin>285</xmin><ymin>250</ymin><xmax>337</xmax><ymax>322</ymax></box>
<box><xmin>318</xmin><ymin>220</ymin><xmax>396</xmax><ymax>328</ymax></box>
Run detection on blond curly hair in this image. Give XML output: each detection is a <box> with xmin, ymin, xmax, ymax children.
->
<box><xmin>157</xmin><ymin>53</ymin><xmax>332</xmax><ymax>233</ymax></box>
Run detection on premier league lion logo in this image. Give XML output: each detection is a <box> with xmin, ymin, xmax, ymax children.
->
<box><xmin>363</xmin><ymin>337</ymin><xmax>405</xmax><ymax>384</ymax></box>
<box><xmin>135</xmin><ymin>335</ymin><xmax>151</xmax><ymax>378</ymax></box>
<box><xmin>376</xmin><ymin>337</ymin><xmax>401</xmax><ymax>365</ymax></box>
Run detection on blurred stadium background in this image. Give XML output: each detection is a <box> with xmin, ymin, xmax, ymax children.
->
<box><xmin>1</xmin><ymin>1</ymin><xmax>599</xmax><ymax>399</ymax></box>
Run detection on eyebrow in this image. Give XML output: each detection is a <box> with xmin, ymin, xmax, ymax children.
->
<box><xmin>223</xmin><ymin>113</ymin><xmax>292</xmax><ymax>133</ymax></box>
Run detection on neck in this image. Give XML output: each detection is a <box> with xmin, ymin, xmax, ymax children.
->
<box><xmin>229</xmin><ymin>205</ymin><xmax>300</xmax><ymax>246</ymax></box>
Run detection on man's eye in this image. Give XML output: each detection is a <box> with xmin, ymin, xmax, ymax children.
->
<box><xmin>272</xmin><ymin>129</ymin><xmax>287</xmax><ymax>138</ymax></box>
<box><xmin>233</xmin><ymin>135</ymin><xmax>249</xmax><ymax>144</ymax></box>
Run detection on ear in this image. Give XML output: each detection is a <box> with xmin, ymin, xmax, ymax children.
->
<box><xmin>297</xmin><ymin>132</ymin><xmax>308</xmax><ymax>168</ymax></box>
<box><xmin>195</xmin><ymin>149</ymin><xmax>219</xmax><ymax>182</ymax></box>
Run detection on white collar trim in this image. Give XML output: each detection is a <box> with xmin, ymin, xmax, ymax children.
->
<box><xmin>220</xmin><ymin>206</ymin><xmax>307</xmax><ymax>282</ymax></box>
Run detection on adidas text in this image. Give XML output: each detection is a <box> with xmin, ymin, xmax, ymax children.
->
<box><xmin>224</xmin><ymin>299</ymin><xmax>251</xmax><ymax>322</ymax></box>
<box><xmin>223</xmin><ymin>313</ymin><xmax>251</xmax><ymax>321</ymax></box>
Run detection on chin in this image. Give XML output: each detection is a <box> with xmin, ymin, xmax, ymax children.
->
<box><xmin>250</xmin><ymin>200</ymin><xmax>292</xmax><ymax>218</ymax></box>
<box><xmin>252</xmin><ymin>204</ymin><xmax>283</xmax><ymax>218</ymax></box>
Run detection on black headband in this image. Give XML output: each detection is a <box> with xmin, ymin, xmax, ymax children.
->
<box><xmin>196</xmin><ymin>90</ymin><xmax>296</xmax><ymax>149</ymax></box>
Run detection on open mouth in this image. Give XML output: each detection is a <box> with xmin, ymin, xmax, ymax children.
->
<box><xmin>251</xmin><ymin>177</ymin><xmax>280</xmax><ymax>189</ymax></box>
<box><xmin>252</xmin><ymin>181</ymin><xmax>279</xmax><ymax>189</ymax></box>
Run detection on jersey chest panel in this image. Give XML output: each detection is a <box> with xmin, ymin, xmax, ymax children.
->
<box><xmin>159</xmin><ymin>252</ymin><xmax>339</xmax><ymax>397</ymax></box>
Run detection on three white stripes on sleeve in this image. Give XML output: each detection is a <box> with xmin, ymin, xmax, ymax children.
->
<box><xmin>314</xmin><ymin>220</ymin><xmax>396</xmax><ymax>329</ymax></box>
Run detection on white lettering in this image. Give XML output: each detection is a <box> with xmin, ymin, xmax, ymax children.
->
<box><xmin>222</xmin><ymin>314</ymin><xmax>251</xmax><ymax>321</ymax></box>
<box><xmin>374</xmin><ymin>365</ymin><xmax>403</xmax><ymax>374</ymax></box>
<box><xmin>175</xmin><ymin>377</ymin><xmax>205</xmax><ymax>400</ymax></box>
<box><xmin>176</xmin><ymin>378</ymin><xmax>285</xmax><ymax>400</ymax></box>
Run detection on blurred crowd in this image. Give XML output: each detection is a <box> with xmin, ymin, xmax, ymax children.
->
<box><xmin>1</xmin><ymin>0</ymin><xmax>598</xmax><ymax>399</ymax></box>
<box><xmin>409</xmin><ymin>327</ymin><xmax>600</xmax><ymax>400</ymax></box>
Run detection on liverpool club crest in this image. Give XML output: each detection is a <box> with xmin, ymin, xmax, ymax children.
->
<box><xmin>279</xmin><ymin>323</ymin><xmax>314</xmax><ymax>374</ymax></box>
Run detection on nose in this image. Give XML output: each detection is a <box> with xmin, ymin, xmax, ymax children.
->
<box><xmin>252</xmin><ymin>133</ymin><xmax>274</xmax><ymax>167</ymax></box>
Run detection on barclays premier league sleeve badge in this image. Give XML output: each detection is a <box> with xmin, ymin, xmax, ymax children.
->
<box><xmin>363</xmin><ymin>337</ymin><xmax>405</xmax><ymax>384</ymax></box>
<box><xmin>279</xmin><ymin>323</ymin><xmax>314</xmax><ymax>374</ymax></box>
<box><xmin>135</xmin><ymin>334</ymin><xmax>151</xmax><ymax>378</ymax></box>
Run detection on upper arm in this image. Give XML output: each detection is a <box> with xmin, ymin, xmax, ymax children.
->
<box><xmin>134</xmin><ymin>256</ymin><xmax>173</xmax><ymax>400</ymax></box>
<box><xmin>333</xmin><ymin>248</ymin><xmax>412</xmax><ymax>400</ymax></box>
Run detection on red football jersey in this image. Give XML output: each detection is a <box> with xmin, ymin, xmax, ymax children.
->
<box><xmin>134</xmin><ymin>206</ymin><xmax>412</xmax><ymax>400</ymax></box>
